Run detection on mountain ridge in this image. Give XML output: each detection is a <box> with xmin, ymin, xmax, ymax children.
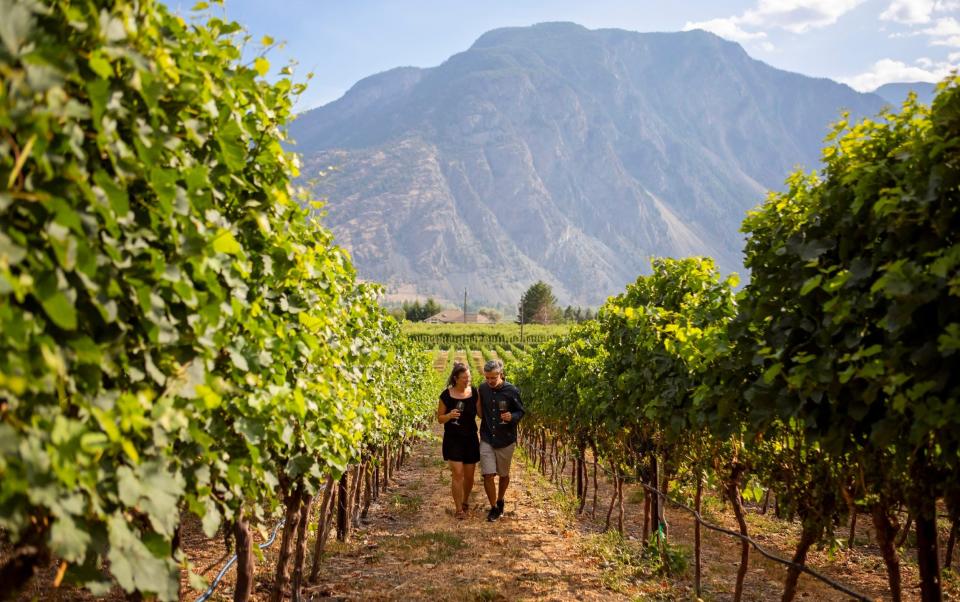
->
<box><xmin>872</xmin><ymin>81</ymin><xmax>937</xmax><ymax>107</ymax></box>
<box><xmin>291</xmin><ymin>22</ymin><xmax>888</xmax><ymax>305</ymax></box>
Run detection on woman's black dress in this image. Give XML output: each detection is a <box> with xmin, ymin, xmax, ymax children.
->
<box><xmin>440</xmin><ymin>387</ymin><xmax>480</xmax><ymax>463</ymax></box>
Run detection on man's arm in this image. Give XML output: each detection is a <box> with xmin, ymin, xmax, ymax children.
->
<box><xmin>510</xmin><ymin>386</ymin><xmax>525</xmax><ymax>423</ymax></box>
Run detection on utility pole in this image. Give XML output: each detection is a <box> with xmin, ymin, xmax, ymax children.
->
<box><xmin>519</xmin><ymin>298</ymin><xmax>525</xmax><ymax>345</ymax></box>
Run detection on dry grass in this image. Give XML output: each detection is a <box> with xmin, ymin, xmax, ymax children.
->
<box><xmin>297</xmin><ymin>429</ymin><xmax>626</xmax><ymax>601</ymax></box>
<box><xmin>550</xmin><ymin>450</ymin><xmax>960</xmax><ymax>602</ymax></box>
<box><xmin>11</xmin><ymin>433</ymin><xmax>959</xmax><ymax>602</ymax></box>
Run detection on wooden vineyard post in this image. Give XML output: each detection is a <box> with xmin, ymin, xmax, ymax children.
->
<box><xmin>362</xmin><ymin>461</ymin><xmax>373</xmax><ymax>519</ymax></box>
<box><xmin>727</xmin><ymin>463</ymin><xmax>749</xmax><ymax>602</ymax></box>
<box><xmin>351</xmin><ymin>463</ymin><xmax>365</xmax><ymax>529</ymax></box>
<box><xmin>871</xmin><ymin>503</ymin><xmax>903</xmax><ymax>602</ymax></box>
<box><xmin>694</xmin><ymin>472</ymin><xmax>703</xmax><ymax>599</ymax></box>
<box><xmin>309</xmin><ymin>475</ymin><xmax>336</xmax><ymax>583</ymax></box>
<box><xmin>290</xmin><ymin>494</ymin><xmax>314</xmax><ymax>602</ymax></box>
<box><xmin>271</xmin><ymin>487</ymin><xmax>303</xmax><ymax>602</ymax></box>
<box><xmin>605</xmin><ymin>466</ymin><xmax>618</xmax><ymax>532</ymax></box>
<box><xmin>234</xmin><ymin>509</ymin><xmax>255</xmax><ymax>602</ymax></box>
<box><xmin>336</xmin><ymin>471</ymin><xmax>349</xmax><ymax>542</ymax></box>
<box><xmin>617</xmin><ymin>472</ymin><xmax>625</xmax><ymax>534</ymax></box>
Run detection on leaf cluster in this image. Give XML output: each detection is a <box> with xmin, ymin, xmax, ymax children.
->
<box><xmin>515</xmin><ymin>80</ymin><xmax>960</xmax><ymax>564</ymax></box>
<box><xmin>0</xmin><ymin>1</ymin><xmax>434</xmax><ymax>598</ymax></box>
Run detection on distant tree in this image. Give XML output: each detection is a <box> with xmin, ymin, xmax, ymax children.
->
<box><xmin>518</xmin><ymin>281</ymin><xmax>558</xmax><ymax>324</ymax></box>
<box><xmin>401</xmin><ymin>300</ymin><xmax>420</xmax><ymax>321</ymax></box>
<box><xmin>422</xmin><ymin>298</ymin><xmax>442</xmax><ymax>319</ymax></box>
<box><xmin>549</xmin><ymin>305</ymin><xmax>565</xmax><ymax>323</ymax></box>
<box><xmin>479</xmin><ymin>308</ymin><xmax>502</xmax><ymax>323</ymax></box>
<box><xmin>555</xmin><ymin>305</ymin><xmax>596</xmax><ymax>323</ymax></box>
<box><xmin>388</xmin><ymin>307</ymin><xmax>407</xmax><ymax>322</ymax></box>
<box><xmin>401</xmin><ymin>298</ymin><xmax>442</xmax><ymax>321</ymax></box>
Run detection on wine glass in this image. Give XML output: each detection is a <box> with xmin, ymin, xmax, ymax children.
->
<box><xmin>453</xmin><ymin>400</ymin><xmax>465</xmax><ymax>426</ymax></box>
<box><xmin>497</xmin><ymin>399</ymin><xmax>509</xmax><ymax>425</ymax></box>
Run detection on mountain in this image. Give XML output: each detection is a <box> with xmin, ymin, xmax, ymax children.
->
<box><xmin>872</xmin><ymin>81</ymin><xmax>937</xmax><ymax>107</ymax></box>
<box><xmin>290</xmin><ymin>22</ymin><xmax>887</xmax><ymax>306</ymax></box>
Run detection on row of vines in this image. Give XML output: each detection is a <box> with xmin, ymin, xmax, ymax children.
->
<box><xmin>406</xmin><ymin>332</ymin><xmax>554</xmax><ymax>348</ymax></box>
<box><xmin>402</xmin><ymin>322</ymin><xmax>570</xmax><ymax>349</ymax></box>
<box><xmin>515</xmin><ymin>78</ymin><xmax>960</xmax><ymax>602</ymax></box>
<box><xmin>0</xmin><ymin>1</ymin><xmax>438</xmax><ymax>600</ymax></box>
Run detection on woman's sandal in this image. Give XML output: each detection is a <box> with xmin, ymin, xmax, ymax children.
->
<box><xmin>455</xmin><ymin>509</ymin><xmax>466</xmax><ymax>520</ymax></box>
<box><xmin>461</xmin><ymin>502</ymin><xmax>469</xmax><ymax>513</ymax></box>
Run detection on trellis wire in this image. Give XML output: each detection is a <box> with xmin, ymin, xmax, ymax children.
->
<box><xmin>522</xmin><ymin>438</ymin><xmax>874</xmax><ymax>602</ymax></box>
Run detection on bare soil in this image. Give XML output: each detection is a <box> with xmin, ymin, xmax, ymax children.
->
<box><xmin>557</xmin><ymin>452</ymin><xmax>960</xmax><ymax>602</ymax></box>
<box><xmin>288</xmin><ymin>432</ymin><xmax>623</xmax><ymax>601</ymax></box>
<box><xmin>9</xmin><ymin>431</ymin><xmax>960</xmax><ymax>601</ymax></box>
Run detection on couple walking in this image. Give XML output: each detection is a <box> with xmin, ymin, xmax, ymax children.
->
<box><xmin>437</xmin><ymin>358</ymin><xmax>525</xmax><ymax>521</ymax></box>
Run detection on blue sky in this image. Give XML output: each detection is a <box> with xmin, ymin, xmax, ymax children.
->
<box><xmin>176</xmin><ymin>0</ymin><xmax>959</xmax><ymax>111</ymax></box>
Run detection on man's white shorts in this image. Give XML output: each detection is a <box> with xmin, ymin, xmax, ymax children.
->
<box><xmin>479</xmin><ymin>441</ymin><xmax>516</xmax><ymax>477</ymax></box>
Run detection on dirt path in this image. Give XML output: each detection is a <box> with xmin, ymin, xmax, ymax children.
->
<box><xmin>302</xmin><ymin>431</ymin><xmax>624</xmax><ymax>601</ymax></box>
<box><xmin>14</xmin><ymin>425</ymin><xmax>957</xmax><ymax>601</ymax></box>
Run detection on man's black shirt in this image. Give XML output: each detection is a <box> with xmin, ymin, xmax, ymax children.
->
<box><xmin>478</xmin><ymin>381</ymin><xmax>524</xmax><ymax>448</ymax></box>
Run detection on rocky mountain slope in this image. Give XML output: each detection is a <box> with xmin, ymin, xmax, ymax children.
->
<box><xmin>291</xmin><ymin>22</ymin><xmax>888</xmax><ymax>305</ymax></box>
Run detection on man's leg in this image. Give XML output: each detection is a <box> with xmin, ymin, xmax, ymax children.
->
<box><xmin>497</xmin><ymin>475</ymin><xmax>510</xmax><ymax>503</ymax></box>
<box><xmin>494</xmin><ymin>443</ymin><xmax>516</xmax><ymax>511</ymax></box>
<box><xmin>483</xmin><ymin>474</ymin><xmax>497</xmax><ymax>506</ymax></box>
<box><xmin>479</xmin><ymin>442</ymin><xmax>499</xmax><ymax>507</ymax></box>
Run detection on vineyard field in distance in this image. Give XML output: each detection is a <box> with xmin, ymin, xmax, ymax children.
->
<box><xmin>428</xmin><ymin>343</ymin><xmax>533</xmax><ymax>373</ymax></box>
<box><xmin>403</xmin><ymin>322</ymin><xmax>567</xmax><ymax>349</ymax></box>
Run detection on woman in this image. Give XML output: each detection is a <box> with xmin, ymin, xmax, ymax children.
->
<box><xmin>437</xmin><ymin>361</ymin><xmax>480</xmax><ymax>519</ymax></box>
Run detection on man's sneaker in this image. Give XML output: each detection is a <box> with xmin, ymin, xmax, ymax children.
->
<box><xmin>496</xmin><ymin>498</ymin><xmax>505</xmax><ymax>514</ymax></box>
<box><xmin>486</xmin><ymin>506</ymin><xmax>501</xmax><ymax>522</ymax></box>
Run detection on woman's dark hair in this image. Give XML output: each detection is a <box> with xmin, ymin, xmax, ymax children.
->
<box><xmin>447</xmin><ymin>361</ymin><xmax>469</xmax><ymax>388</ymax></box>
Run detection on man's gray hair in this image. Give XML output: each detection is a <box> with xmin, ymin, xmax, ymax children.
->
<box><xmin>483</xmin><ymin>358</ymin><xmax>504</xmax><ymax>374</ymax></box>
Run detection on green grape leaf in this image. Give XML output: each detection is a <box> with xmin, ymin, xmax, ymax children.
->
<box><xmin>50</xmin><ymin>515</ymin><xmax>91</xmax><ymax>563</ymax></box>
<box><xmin>107</xmin><ymin>515</ymin><xmax>179</xmax><ymax>601</ymax></box>
<box><xmin>34</xmin><ymin>273</ymin><xmax>77</xmax><ymax>330</ymax></box>
<box><xmin>212</xmin><ymin>229</ymin><xmax>242</xmax><ymax>255</ymax></box>
<box><xmin>215</xmin><ymin>121</ymin><xmax>246</xmax><ymax>171</ymax></box>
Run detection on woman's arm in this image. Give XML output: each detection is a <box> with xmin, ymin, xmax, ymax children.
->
<box><xmin>437</xmin><ymin>398</ymin><xmax>459</xmax><ymax>424</ymax></box>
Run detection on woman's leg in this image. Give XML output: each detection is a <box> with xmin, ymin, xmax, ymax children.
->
<box><xmin>462</xmin><ymin>463</ymin><xmax>476</xmax><ymax>509</ymax></box>
<box><xmin>448</xmin><ymin>461</ymin><xmax>465</xmax><ymax>514</ymax></box>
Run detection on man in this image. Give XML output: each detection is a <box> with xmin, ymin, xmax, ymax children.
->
<box><xmin>477</xmin><ymin>358</ymin><xmax>525</xmax><ymax>522</ymax></box>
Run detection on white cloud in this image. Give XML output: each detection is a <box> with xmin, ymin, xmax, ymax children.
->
<box><xmin>950</xmin><ymin>51</ymin><xmax>960</xmax><ymax>60</ymax></box>
<box><xmin>683</xmin><ymin>0</ymin><xmax>864</xmax><ymax>52</ymax></box>
<box><xmin>683</xmin><ymin>17</ymin><xmax>770</xmax><ymax>43</ymax></box>
<box><xmin>881</xmin><ymin>4</ymin><xmax>960</xmax><ymax>47</ymax></box>
<box><xmin>921</xmin><ymin>16</ymin><xmax>960</xmax><ymax>35</ymax></box>
<box><xmin>880</xmin><ymin>0</ymin><xmax>936</xmax><ymax>24</ymax></box>
<box><xmin>841</xmin><ymin>57</ymin><xmax>956</xmax><ymax>91</ymax></box>
<box><xmin>922</xmin><ymin>16</ymin><xmax>960</xmax><ymax>46</ymax></box>
<box><xmin>742</xmin><ymin>0</ymin><xmax>866</xmax><ymax>33</ymax></box>
<box><xmin>883</xmin><ymin>15</ymin><xmax>960</xmax><ymax>46</ymax></box>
